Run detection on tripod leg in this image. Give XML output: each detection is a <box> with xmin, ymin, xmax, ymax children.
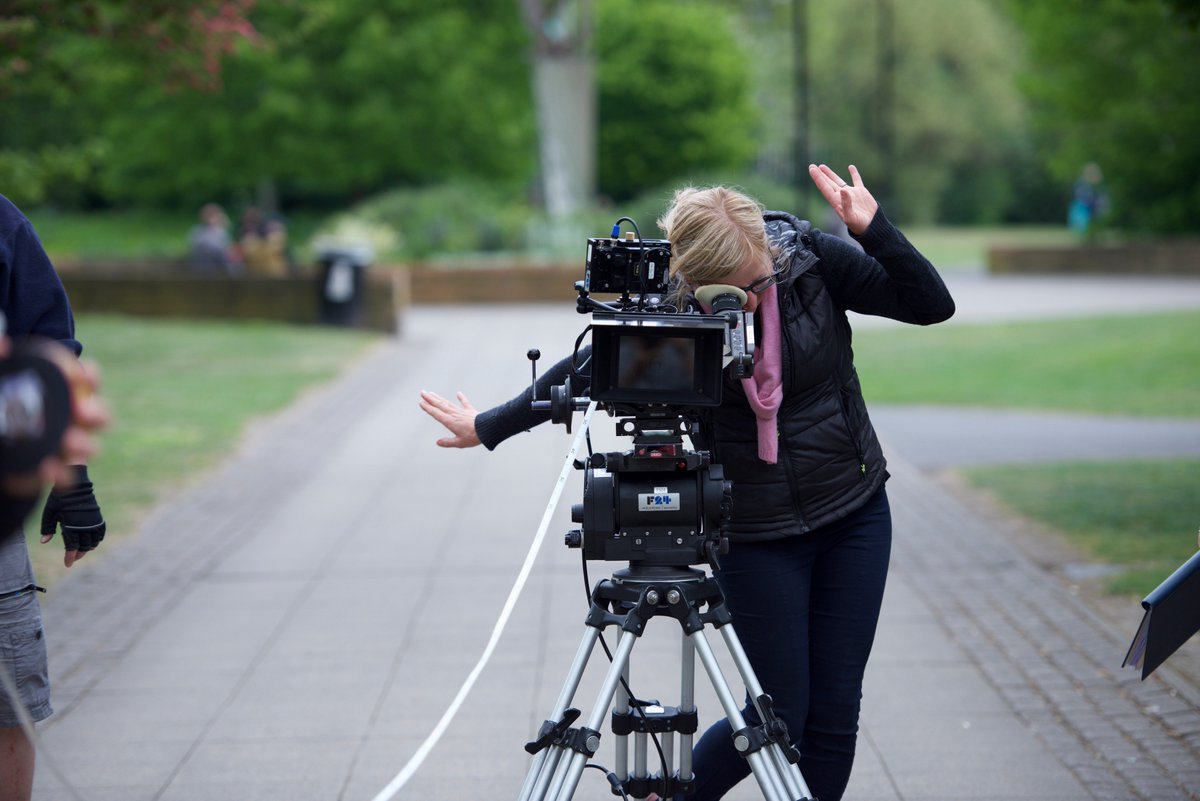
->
<box><xmin>614</xmin><ymin>662</ymin><xmax>630</xmax><ymax>785</ymax></box>
<box><xmin>523</xmin><ymin>623</ymin><xmax>643</xmax><ymax>801</ymax></box>
<box><xmin>678</xmin><ymin>632</ymin><xmax>696</xmax><ymax>785</ymax></box>
<box><xmin>716</xmin><ymin>625</ymin><xmax>814</xmax><ymax>801</ymax></box>
<box><xmin>519</xmin><ymin>626</ymin><xmax>601</xmax><ymax>801</ymax></box>
<box><xmin>546</xmin><ymin>628</ymin><xmax>640</xmax><ymax>801</ymax></box>
<box><xmin>689</xmin><ymin>629</ymin><xmax>813</xmax><ymax>801</ymax></box>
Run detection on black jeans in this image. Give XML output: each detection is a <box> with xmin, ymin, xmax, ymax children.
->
<box><xmin>685</xmin><ymin>487</ymin><xmax>892</xmax><ymax>801</ymax></box>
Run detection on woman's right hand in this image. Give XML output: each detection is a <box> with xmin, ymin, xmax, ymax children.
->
<box><xmin>419</xmin><ymin>390</ymin><xmax>482</xmax><ymax>448</ymax></box>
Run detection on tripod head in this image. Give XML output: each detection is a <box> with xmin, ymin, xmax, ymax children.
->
<box><xmin>559</xmin><ymin>407</ymin><xmax>730</xmax><ymax>568</ymax></box>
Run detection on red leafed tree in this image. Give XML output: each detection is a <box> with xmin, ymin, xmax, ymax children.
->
<box><xmin>0</xmin><ymin>0</ymin><xmax>260</xmax><ymax>94</ymax></box>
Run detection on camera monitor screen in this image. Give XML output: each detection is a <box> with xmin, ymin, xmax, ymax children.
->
<box><xmin>590</xmin><ymin>316</ymin><xmax>725</xmax><ymax>407</ymax></box>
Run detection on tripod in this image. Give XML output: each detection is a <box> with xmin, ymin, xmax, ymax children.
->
<box><xmin>518</xmin><ymin>564</ymin><xmax>815</xmax><ymax>801</ymax></box>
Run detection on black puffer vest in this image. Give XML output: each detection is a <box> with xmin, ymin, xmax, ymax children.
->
<box><xmin>701</xmin><ymin>211</ymin><xmax>887</xmax><ymax>542</ymax></box>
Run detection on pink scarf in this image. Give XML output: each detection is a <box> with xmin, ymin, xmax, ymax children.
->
<box><xmin>741</xmin><ymin>283</ymin><xmax>783</xmax><ymax>463</ymax></box>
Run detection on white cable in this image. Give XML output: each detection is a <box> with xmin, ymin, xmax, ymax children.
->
<box><xmin>369</xmin><ymin>403</ymin><xmax>597</xmax><ymax>801</ymax></box>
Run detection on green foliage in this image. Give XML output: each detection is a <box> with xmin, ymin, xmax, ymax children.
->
<box><xmin>0</xmin><ymin>1</ymin><xmax>258</xmax><ymax>97</ymax></box>
<box><xmin>316</xmin><ymin>169</ymin><xmax>802</xmax><ymax>262</ymax></box>
<box><xmin>1009</xmin><ymin>0</ymin><xmax>1200</xmax><ymax>234</ymax></box>
<box><xmin>0</xmin><ymin>141</ymin><xmax>109</xmax><ymax>209</ymax></box>
<box><xmin>2</xmin><ymin>1</ymin><xmax>536</xmax><ymax>209</ymax></box>
<box><xmin>738</xmin><ymin>0</ymin><xmax>1037</xmax><ymax>225</ymax></box>
<box><xmin>616</xmin><ymin>170</ymin><xmax>808</xmax><ymax>234</ymax></box>
<box><xmin>819</xmin><ymin>0</ymin><xmax>1032</xmax><ymax>224</ymax></box>
<box><xmin>852</xmin><ymin>312</ymin><xmax>1200</xmax><ymax>417</ymax></box>
<box><xmin>963</xmin><ymin>459</ymin><xmax>1200</xmax><ymax>595</ymax></box>
<box><xmin>595</xmin><ymin>0</ymin><xmax>760</xmax><ymax>202</ymax></box>
<box><xmin>93</xmin><ymin>0</ymin><xmax>536</xmax><ymax>207</ymax></box>
<box><xmin>329</xmin><ymin>180</ymin><xmax>540</xmax><ymax>260</ymax></box>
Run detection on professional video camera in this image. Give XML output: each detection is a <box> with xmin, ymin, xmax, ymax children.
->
<box><xmin>530</xmin><ymin>218</ymin><xmax>757</xmax><ymax>569</ymax></box>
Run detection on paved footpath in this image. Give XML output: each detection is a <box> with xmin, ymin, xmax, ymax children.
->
<box><xmin>32</xmin><ymin>273</ymin><xmax>1200</xmax><ymax>800</ymax></box>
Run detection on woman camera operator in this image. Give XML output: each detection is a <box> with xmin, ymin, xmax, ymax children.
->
<box><xmin>420</xmin><ymin>163</ymin><xmax>954</xmax><ymax>801</ymax></box>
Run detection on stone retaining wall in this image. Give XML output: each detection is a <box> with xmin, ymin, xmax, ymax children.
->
<box><xmin>406</xmin><ymin>264</ymin><xmax>579</xmax><ymax>304</ymax></box>
<box><xmin>58</xmin><ymin>267</ymin><xmax>408</xmax><ymax>333</ymax></box>
<box><xmin>55</xmin><ymin>262</ymin><xmax>615</xmax><ymax>329</ymax></box>
<box><xmin>988</xmin><ymin>240</ymin><xmax>1200</xmax><ymax>275</ymax></box>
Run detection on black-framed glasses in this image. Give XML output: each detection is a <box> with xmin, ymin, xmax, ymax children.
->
<box><xmin>740</xmin><ymin>264</ymin><xmax>787</xmax><ymax>295</ymax></box>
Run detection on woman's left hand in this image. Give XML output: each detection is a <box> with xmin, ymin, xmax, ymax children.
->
<box><xmin>808</xmin><ymin>163</ymin><xmax>879</xmax><ymax>235</ymax></box>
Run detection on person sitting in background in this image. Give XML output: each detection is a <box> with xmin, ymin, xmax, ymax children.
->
<box><xmin>238</xmin><ymin>206</ymin><xmax>290</xmax><ymax>278</ymax></box>
<box><xmin>186</xmin><ymin>203</ymin><xmax>236</xmax><ymax>274</ymax></box>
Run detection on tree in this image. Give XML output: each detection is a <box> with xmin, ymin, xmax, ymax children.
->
<box><xmin>92</xmin><ymin>0</ymin><xmax>536</xmax><ymax>208</ymax></box>
<box><xmin>519</xmin><ymin>0</ymin><xmax>596</xmax><ymax>219</ymax></box>
<box><xmin>594</xmin><ymin>0</ymin><xmax>759</xmax><ymax>202</ymax></box>
<box><xmin>0</xmin><ymin>1</ymin><xmax>535</xmax><ymax>209</ymax></box>
<box><xmin>0</xmin><ymin>0</ymin><xmax>259</xmax><ymax>207</ymax></box>
<box><xmin>736</xmin><ymin>0</ymin><xmax>1034</xmax><ymax>225</ymax></box>
<box><xmin>1009</xmin><ymin>0</ymin><xmax>1200</xmax><ymax>234</ymax></box>
<box><xmin>0</xmin><ymin>0</ymin><xmax>258</xmax><ymax>95</ymax></box>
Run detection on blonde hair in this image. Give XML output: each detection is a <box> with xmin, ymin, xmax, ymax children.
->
<box><xmin>657</xmin><ymin>186</ymin><xmax>772</xmax><ymax>307</ymax></box>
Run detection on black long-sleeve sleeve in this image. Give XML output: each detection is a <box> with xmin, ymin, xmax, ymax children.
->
<box><xmin>816</xmin><ymin>210</ymin><xmax>955</xmax><ymax>325</ymax></box>
<box><xmin>474</xmin><ymin>346</ymin><xmax>594</xmax><ymax>450</ymax></box>
<box><xmin>0</xmin><ymin>195</ymin><xmax>82</xmax><ymax>353</ymax></box>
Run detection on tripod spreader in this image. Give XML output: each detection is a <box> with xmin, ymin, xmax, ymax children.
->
<box><xmin>584</xmin><ymin>567</ymin><xmax>732</xmax><ymax>637</ymax></box>
<box><xmin>733</xmin><ymin>694</ymin><xmax>802</xmax><ymax>765</ymax></box>
<box><xmin>524</xmin><ymin>709</ymin><xmax>583</xmax><ymax>756</ymax></box>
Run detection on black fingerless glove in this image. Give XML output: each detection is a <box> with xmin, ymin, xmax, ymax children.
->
<box><xmin>41</xmin><ymin>465</ymin><xmax>106</xmax><ymax>552</ymax></box>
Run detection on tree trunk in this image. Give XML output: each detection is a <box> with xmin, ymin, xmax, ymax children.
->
<box><xmin>520</xmin><ymin>0</ymin><xmax>596</xmax><ymax>220</ymax></box>
<box><xmin>532</xmin><ymin>52</ymin><xmax>596</xmax><ymax>219</ymax></box>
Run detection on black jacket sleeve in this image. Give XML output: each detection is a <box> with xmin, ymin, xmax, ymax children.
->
<box><xmin>815</xmin><ymin>210</ymin><xmax>955</xmax><ymax>326</ymax></box>
<box><xmin>0</xmin><ymin>195</ymin><xmax>82</xmax><ymax>354</ymax></box>
<box><xmin>474</xmin><ymin>345</ymin><xmax>594</xmax><ymax>450</ymax></box>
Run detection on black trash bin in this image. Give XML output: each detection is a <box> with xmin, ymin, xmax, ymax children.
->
<box><xmin>316</xmin><ymin>245</ymin><xmax>372</xmax><ymax>326</ymax></box>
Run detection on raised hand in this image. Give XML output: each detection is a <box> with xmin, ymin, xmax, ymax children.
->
<box><xmin>808</xmin><ymin>163</ymin><xmax>880</xmax><ymax>236</ymax></box>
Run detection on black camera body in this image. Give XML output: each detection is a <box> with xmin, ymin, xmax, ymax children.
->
<box><xmin>530</xmin><ymin>221</ymin><xmax>759</xmax><ymax>568</ymax></box>
<box><xmin>585</xmin><ymin>235</ymin><xmax>671</xmax><ymax>297</ymax></box>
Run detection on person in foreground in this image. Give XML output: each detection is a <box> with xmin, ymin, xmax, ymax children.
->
<box><xmin>1</xmin><ymin>193</ymin><xmax>110</xmax><ymax>801</ymax></box>
<box><xmin>420</xmin><ymin>164</ymin><xmax>955</xmax><ymax>801</ymax></box>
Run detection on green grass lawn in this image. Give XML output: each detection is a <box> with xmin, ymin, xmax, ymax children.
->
<box><xmin>904</xmin><ymin>224</ymin><xmax>1075</xmax><ymax>271</ymax></box>
<box><xmin>961</xmin><ymin>460</ymin><xmax>1199</xmax><ymax>596</ymax></box>
<box><xmin>26</xmin><ymin>206</ymin><xmax>1072</xmax><ymax>273</ymax></box>
<box><xmin>26</xmin><ymin>208</ymin><xmax>325</xmax><ymax>264</ymax></box>
<box><xmin>854</xmin><ymin>310</ymin><xmax>1200</xmax><ymax>595</ymax></box>
<box><xmin>27</xmin><ymin>314</ymin><xmax>378</xmax><ymax>585</ymax></box>
<box><xmin>853</xmin><ymin>311</ymin><xmax>1200</xmax><ymax>417</ymax></box>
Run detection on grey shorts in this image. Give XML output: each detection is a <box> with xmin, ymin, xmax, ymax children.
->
<box><xmin>0</xmin><ymin>588</ymin><xmax>52</xmax><ymax>727</ymax></box>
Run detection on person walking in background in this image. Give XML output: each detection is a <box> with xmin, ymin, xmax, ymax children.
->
<box><xmin>0</xmin><ymin>193</ymin><xmax>108</xmax><ymax>801</ymax></box>
<box><xmin>420</xmin><ymin>163</ymin><xmax>955</xmax><ymax>801</ymax></box>
<box><xmin>1068</xmin><ymin>162</ymin><xmax>1109</xmax><ymax>238</ymax></box>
